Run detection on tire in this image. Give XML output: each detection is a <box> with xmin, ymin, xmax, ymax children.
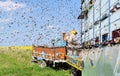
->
<box><xmin>71</xmin><ymin>72</ymin><xmax>76</xmax><ymax>76</ymax></box>
<box><xmin>70</xmin><ymin>69</ymin><xmax>77</xmax><ymax>76</ymax></box>
<box><xmin>39</xmin><ymin>60</ymin><xmax>47</xmax><ymax>68</ymax></box>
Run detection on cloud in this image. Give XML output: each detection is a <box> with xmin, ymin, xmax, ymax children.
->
<box><xmin>0</xmin><ymin>18</ymin><xmax>13</xmax><ymax>22</ymax></box>
<box><xmin>0</xmin><ymin>0</ymin><xmax>26</xmax><ymax>11</ymax></box>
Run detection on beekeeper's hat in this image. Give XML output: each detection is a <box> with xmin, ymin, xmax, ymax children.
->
<box><xmin>69</xmin><ymin>29</ymin><xmax>77</xmax><ymax>35</ymax></box>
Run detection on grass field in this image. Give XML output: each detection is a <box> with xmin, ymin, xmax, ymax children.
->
<box><xmin>0</xmin><ymin>46</ymin><xmax>70</xmax><ymax>76</ymax></box>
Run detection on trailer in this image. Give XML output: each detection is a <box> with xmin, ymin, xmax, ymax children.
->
<box><xmin>32</xmin><ymin>45</ymin><xmax>67</xmax><ymax>68</ymax></box>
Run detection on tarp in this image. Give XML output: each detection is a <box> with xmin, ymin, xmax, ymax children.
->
<box><xmin>82</xmin><ymin>45</ymin><xmax>120</xmax><ymax>76</ymax></box>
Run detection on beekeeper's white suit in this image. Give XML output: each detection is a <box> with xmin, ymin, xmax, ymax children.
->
<box><xmin>67</xmin><ymin>30</ymin><xmax>78</xmax><ymax>47</ymax></box>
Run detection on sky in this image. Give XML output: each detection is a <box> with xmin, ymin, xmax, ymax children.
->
<box><xmin>0</xmin><ymin>0</ymin><xmax>81</xmax><ymax>46</ymax></box>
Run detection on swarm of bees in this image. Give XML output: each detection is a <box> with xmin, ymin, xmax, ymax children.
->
<box><xmin>0</xmin><ymin>0</ymin><xmax>80</xmax><ymax>46</ymax></box>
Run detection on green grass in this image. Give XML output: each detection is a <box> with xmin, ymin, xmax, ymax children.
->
<box><xmin>0</xmin><ymin>47</ymin><xmax>70</xmax><ymax>76</ymax></box>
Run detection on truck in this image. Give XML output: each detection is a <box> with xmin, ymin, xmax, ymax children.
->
<box><xmin>32</xmin><ymin>45</ymin><xmax>67</xmax><ymax>68</ymax></box>
<box><xmin>66</xmin><ymin>29</ymin><xmax>120</xmax><ymax>76</ymax></box>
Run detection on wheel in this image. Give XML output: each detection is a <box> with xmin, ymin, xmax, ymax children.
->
<box><xmin>39</xmin><ymin>60</ymin><xmax>47</xmax><ymax>68</ymax></box>
<box><xmin>70</xmin><ymin>69</ymin><xmax>77</xmax><ymax>76</ymax></box>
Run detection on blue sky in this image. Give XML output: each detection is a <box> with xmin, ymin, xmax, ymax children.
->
<box><xmin>0</xmin><ymin>0</ymin><xmax>81</xmax><ymax>46</ymax></box>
